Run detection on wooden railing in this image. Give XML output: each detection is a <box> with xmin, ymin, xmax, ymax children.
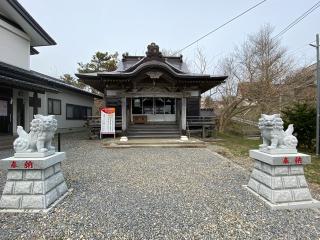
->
<box><xmin>186</xmin><ymin>116</ymin><xmax>217</xmax><ymax>126</ymax></box>
<box><xmin>186</xmin><ymin>116</ymin><xmax>216</xmax><ymax>138</ymax></box>
<box><xmin>231</xmin><ymin>117</ymin><xmax>259</xmax><ymax>127</ymax></box>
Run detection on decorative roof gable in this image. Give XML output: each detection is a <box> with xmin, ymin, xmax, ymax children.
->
<box><xmin>146</xmin><ymin>42</ymin><xmax>163</xmax><ymax>59</ymax></box>
<box><xmin>121</xmin><ymin>43</ymin><xmax>187</xmax><ymax>74</ymax></box>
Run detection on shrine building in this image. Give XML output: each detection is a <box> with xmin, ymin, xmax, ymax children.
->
<box><xmin>77</xmin><ymin>43</ymin><xmax>227</xmax><ymax>138</ymax></box>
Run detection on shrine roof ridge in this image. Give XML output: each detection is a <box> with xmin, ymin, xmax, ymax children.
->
<box><xmin>76</xmin><ymin>60</ymin><xmax>227</xmax><ymax>81</ymax></box>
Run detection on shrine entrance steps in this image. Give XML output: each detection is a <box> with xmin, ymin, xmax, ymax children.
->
<box><xmin>127</xmin><ymin>123</ymin><xmax>180</xmax><ymax>139</ymax></box>
<box><xmin>0</xmin><ymin>135</ymin><xmax>15</xmax><ymax>150</ymax></box>
<box><xmin>103</xmin><ymin>138</ymin><xmax>206</xmax><ymax>148</ymax></box>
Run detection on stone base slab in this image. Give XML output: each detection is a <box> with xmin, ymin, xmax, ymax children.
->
<box><xmin>0</xmin><ymin>188</ymin><xmax>73</xmax><ymax>213</ymax></box>
<box><xmin>259</xmin><ymin>148</ymin><xmax>298</xmax><ymax>154</ymax></box>
<box><xmin>120</xmin><ymin>136</ymin><xmax>128</xmax><ymax>142</ymax></box>
<box><xmin>243</xmin><ymin>185</ymin><xmax>320</xmax><ymax>210</ymax></box>
<box><xmin>246</xmin><ymin>151</ymin><xmax>319</xmax><ymax>210</ymax></box>
<box><xmin>0</xmin><ymin>152</ymin><xmax>68</xmax><ymax>211</ymax></box>
<box><xmin>14</xmin><ymin>150</ymin><xmax>55</xmax><ymax>158</ymax></box>
<box><xmin>0</xmin><ymin>152</ymin><xmax>65</xmax><ymax>169</ymax></box>
<box><xmin>249</xmin><ymin>150</ymin><xmax>310</xmax><ymax>165</ymax></box>
<box><xmin>180</xmin><ymin>136</ymin><xmax>188</xmax><ymax>141</ymax></box>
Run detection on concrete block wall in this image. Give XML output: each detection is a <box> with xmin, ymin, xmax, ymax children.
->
<box><xmin>248</xmin><ymin>160</ymin><xmax>312</xmax><ymax>204</ymax></box>
<box><xmin>0</xmin><ymin>163</ymin><xmax>68</xmax><ymax>209</ymax></box>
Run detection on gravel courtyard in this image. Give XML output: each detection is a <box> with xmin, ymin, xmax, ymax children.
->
<box><xmin>0</xmin><ymin>133</ymin><xmax>320</xmax><ymax>239</ymax></box>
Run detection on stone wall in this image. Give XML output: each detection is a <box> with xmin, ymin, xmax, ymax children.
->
<box><xmin>248</xmin><ymin>161</ymin><xmax>311</xmax><ymax>203</ymax></box>
<box><xmin>0</xmin><ymin>162</ymin><xmax>68</xmax><ymax>209</ymax></box>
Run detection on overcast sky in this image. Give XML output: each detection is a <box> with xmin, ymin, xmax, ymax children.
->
<box><xmin>20</xmin><ymin>0</ymin><xmax>320</xmax><ymax>78</ymax></box>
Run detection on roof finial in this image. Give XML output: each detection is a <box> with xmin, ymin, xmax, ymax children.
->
<box><xmin>146</xmin><ymin>42</ymin><xmax>162</xmax><ymax>58</ymax></box>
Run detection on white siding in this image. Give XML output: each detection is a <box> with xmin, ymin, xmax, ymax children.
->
<box><xmin>46</xmin><ymin>89</ymin><xmax>94</xmax><ymax>130</ymax></box>
<box><xmin>11</xmin><ymin>88</ymin><xmax>94</xmax><ymax>134</ymax></box>
<box><xmin>0</xmin><ymin>18</ymin><xmax>30</xmax><ymax>69</ymax></box>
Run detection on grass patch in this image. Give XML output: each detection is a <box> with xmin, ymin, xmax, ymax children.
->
<box><xmin>305</xmin><ymin>155</ymin><xmax>320</xmax><ymax>185</ymax></box>
<box><xmin>214</xmin><ymin>132</ymin><xmax>259</xmax><ymax>158</ymax></box>
<box><xmin>214</xmin><ymin>132</ymin><xmax>320</xmax><ymax>185</ymax></box>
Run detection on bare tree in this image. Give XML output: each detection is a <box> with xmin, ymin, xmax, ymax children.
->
<box><xmin>237</xmin><ymin>24</ymin><xmax>292</xmax><ymax>113</ymax></box>
<box><xmin>161</xmin><ymin>49</ymin><xmax>181</xmax><ymax>57</ymax></box>
<box><xmin>202</xmin><ymin>95</ymin><xmax>215</xmax><ymax>108</ymax></box>
<box><xmin>281</xmin><ymin>64</ymin><xmax>316</xmax><ymax>107</ymax></box>
<box><xmin>214</xmin><ymin>56</ymin><xmax>254</xmax><ymax>132</ymax></box>
<box><xmin>213</xmin><ymin>24</ymin><xmax>293</xmax><ymax>132</ymax></box>
<box><xmin>193</xmin><ymin>47</ymin><xmax>208</xmax><ymax>74</ymax></box>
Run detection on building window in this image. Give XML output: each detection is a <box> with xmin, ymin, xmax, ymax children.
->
<box><xmin>48</xmin><ymin>98</ymin><xmax>61</xmax><ymax>115</ymax></box>
<box><xmin>142</xmin><ymin>98</ymin><xmax>153</xmax><ymax>114</ymax></box>
<box><xmin>132</xmin><ymin>98</ymin><xmax>142</xmax><ymax>114</ymax></box>
<box><xmin>155</xmin><ymin>97</ymin><xmax>164</xmax><ymax>114</ymax></box>
<box><xmin>165</xmin><ymin>98</ymin><xmax>175</xmax><ymax>114</ymax></box>
<box><xmin>131</xmin><ymin>97</ymin><xmax>176</xmax><ymax>115</ymax></box>
<box><xmin>66</xmin><ymin>104</ymin><xmax>92</xmax><ymax>120</ymax></box>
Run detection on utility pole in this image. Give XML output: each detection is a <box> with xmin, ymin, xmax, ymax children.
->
<box><xmin>310</xmin><ymin>34</ymin><xmax>320</xmax><ymax>155</ymax></box>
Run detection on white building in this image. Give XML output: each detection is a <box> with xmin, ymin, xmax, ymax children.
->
<box><xmin>0</xmin><ymin>0</ymin><xmax>101</xmax><ymax>137</ymax></box>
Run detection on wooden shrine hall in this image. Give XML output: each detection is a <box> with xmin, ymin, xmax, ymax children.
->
<box><xmin>77</xmin><ymin>43</ymin><xmax>227</xmax><ymax>138</ymax></box>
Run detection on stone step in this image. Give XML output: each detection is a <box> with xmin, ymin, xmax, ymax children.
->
<box><xmin>127</xmin><ymin>134</ymin><xmax>181</xmax><ymax>139</ymax></box>
<box><xmin>104</xmin><ymin>138</ymin><xmax>206</xmax><ymax>148</ymax></box>
<box><xmin>128</xmin><ymin>128</ymin><xmax>179</xmax><ymax>131</ymax></box>
<box><xmin>0</xmin><ymin>145</ymin><xmax>12</xmax><ymax>150</ymax></box>
<box><xmin>127</xmin><ymin>130</ymin><xmax>180</xmax><ymax>134</ymax></box>
<box><xmin>0</xmin><ymin>135</ymin><xmax>15</xmax><ymax>150</ymax></box>
<box><xmin>105</xmin><ymin>144</ymin><xmax>206</xmax><ymax>148</ymax></box>
<box><xmin>128</xmin><ymin>126</ymin><xmax>179</xmax><ymax>130</ymax></box>
<box><xmin>127</xmin><ymin>123</ymin><xmax>180</xmax><ymax>138</ymax></box>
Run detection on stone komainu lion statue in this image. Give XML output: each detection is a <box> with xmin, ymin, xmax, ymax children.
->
<box><xmin>258</xmin><ymin>114</ymin><xmax>298</xmax><ymax>150</ymax></box>
<box><xmin>13</xmin><ymin>115</ymin><xmax>58</xmax><ymax>153</ymax></box>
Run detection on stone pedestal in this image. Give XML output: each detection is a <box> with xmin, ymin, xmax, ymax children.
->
<box><xmin>244</xmin><ymin>150</ymin><xmax>320</xmax><ymax>210</ymax></box>
<box><xmin>0</xmin><ymin>152</ymin><xmax>68</xmax><ymax>212</ymax></box>
<box><xmin>180</xmin><ymin>136</ymin><xmax>188</xmax><ymax>141</ymax></box>
<box><xmin>120</xmin><ymin>136</ymin><xmax>128</xmax><ymax>142</ymax></box>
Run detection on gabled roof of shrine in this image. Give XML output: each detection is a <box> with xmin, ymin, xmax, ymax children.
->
<box><xmin>77</xmin><ymin>43</ymin><xmax>227</xmax><ymax>79</ymax></box>
<box><xmin>76</xmin><ymin>43</ymin><xmax>228</xmax><ymax>93</ymax></box>
<box><xmin>116</xmin><ymin>53</ymin><xmax>190</xmax><ymax>74</ymax></box>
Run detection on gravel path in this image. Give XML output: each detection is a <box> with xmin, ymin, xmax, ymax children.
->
<box><xmin>0</xmin><ymin>133</ymin><xmax>320</xmax><ymax>239</ymax></box>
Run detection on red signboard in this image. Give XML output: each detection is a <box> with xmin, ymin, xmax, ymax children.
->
<box><xmin>101</xmin><ymin>107</ymin><xmax>115</xmax><ymax>114</ymax></box>
<box><xmin>100</xmin><ymin>107</ymin><xmax>116</xmax><ymax>137</ymax></box>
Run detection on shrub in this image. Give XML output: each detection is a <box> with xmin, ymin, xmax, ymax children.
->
<box><xmin>282</xmin><ymin>103</ymin><xmax>316</xmax><ymax>151</ymax></box>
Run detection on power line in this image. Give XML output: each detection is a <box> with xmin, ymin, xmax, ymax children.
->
<box><xmin>273</xmin><ymin>1</ymin><xmax>320</xmax><ymax>40</ymax></box>
<box><xmin>286</xmin><ymin>40</ymin><xmax>315</xmax><ymax>56</ymax></box>
<box><xmin>172</xmin><ymin>0</ymin><xmax>267</xmax><ymax>56</ymax></box>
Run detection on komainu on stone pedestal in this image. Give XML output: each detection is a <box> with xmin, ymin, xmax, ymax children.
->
<box><xmin>244</xmin><ymin>114</ymin><xmax>320</xmax><ymax>210</ymax></box>
<box><xmin>13</xmin><ymin>115</ymin><xmax>58</xmax><ymax>157</ymax></box>
<box><xmin>258</xmin><ymin>114</ymin><xmax>298</xmax><ymax>154</ymax></box>
<box><xmin>0</xmin><ymin>115</ymin><xmax>69</xmax><ymax>212</ymax></box>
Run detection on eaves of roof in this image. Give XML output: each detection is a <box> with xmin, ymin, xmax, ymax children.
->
<box><xmin>0</xmin><ymin>61</ymin><xmax>103</xmax><ymax>98</ymax></box>
<box><xmin>76</xmin><ymin>61</ymin><xmax>227</xmax><ymax>81</ymax></box>
<box><xmin>6</xmin><ymin>0</ymin><xmax>56</xmax><ymax>46</ymax></box>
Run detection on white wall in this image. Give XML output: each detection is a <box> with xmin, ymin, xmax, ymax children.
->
<box><xmin>11</xmin><ymin>88</ymin><xmax>94</xmax><ymax>134</ymax></box>
<box><xmin>46</xmin><ymin>89</ymin><xmax>94</xmax><ymax>130</ymax></box>
<box><xmin>0</xmin><ymin>18</ymin><xmax>30</xmax><ymax>69</ymax></box>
